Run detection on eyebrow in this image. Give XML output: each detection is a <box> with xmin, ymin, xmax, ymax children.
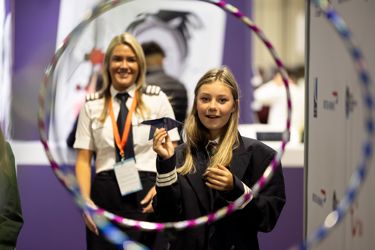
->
<box><xmin>199</xmin><ymin>92</ymin><xmax>230</xmax><ymax>97</ymax></box>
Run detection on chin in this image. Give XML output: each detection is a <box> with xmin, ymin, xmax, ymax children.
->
<box><xmin>114</xmin><ymin>82</ymin><xmax>133</xmax><ymax>90</ymax></box>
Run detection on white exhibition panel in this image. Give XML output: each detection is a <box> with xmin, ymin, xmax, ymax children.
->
<box><xmin>307</xmin><ymin>1</ymin><xmax>375</xmax><ymax>249</ymax></box>
<box><xmin>11</xmin><ymin>124</ymin><xmax>304</xmax><ymax>167</ymax></box>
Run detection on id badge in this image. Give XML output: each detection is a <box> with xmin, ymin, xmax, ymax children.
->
<box><xmin>113</xmin><ymin>158</ymin><xmax>142</xmax><ymax>196</ymax></box>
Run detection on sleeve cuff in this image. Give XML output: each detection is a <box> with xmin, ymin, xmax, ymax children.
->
<box><xmin>239</xmin><ymin>182</ymin><xmax>252</xmax><ymax>209</ymax></box>
<box><xmin>220</xmin><ymin>176</ymin><xmax>252</xmax><ymax>209</ymax></box>
<box><xmin>73</xmin><ymin>138</ymin><xmax>95</xmax><ymax>151</ymax></box>
<box><xmin>156</xmin><ymin>154</ymin><xmax>177</xmax><ymax>187</ymax></box>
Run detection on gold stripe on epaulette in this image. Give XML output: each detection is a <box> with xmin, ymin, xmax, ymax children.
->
<box><xmin>144</xmin><ymin>85</ymin><xmax>161</xmax><ymax>95</ymax></box>
<box><xmin>85</xmin><ymin>92</ymin><xmax>101</xmax><ymax>101</ymax></box>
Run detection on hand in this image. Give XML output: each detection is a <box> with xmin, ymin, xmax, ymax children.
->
<box><xmin>153</xmin><ymin>128</ymin><xmax>174</xmax><ymax>160</ymax></box>
<box><xmin>82</xmin><ymin>199</ymin><xmax>99</xmax><ymax>235</ymax></box>
<box><xmin>203</xmin><ymin>164</ymin><xmax>234</xmax><ymax>191</ymax></box>
<box><xmin>141</xmin><ymin>186</ymin><xmax>156</xmax><ymax>213</ymax></box>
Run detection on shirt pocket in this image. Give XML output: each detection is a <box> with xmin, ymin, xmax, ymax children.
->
<box><xmin>91</xmin><ymin>119</ymin><xmax>114</xmax><ymax>149</ymax></box>
<box><xmin>132</xmin><ymin>116</ymin><xmax>153</xmax><ymax>147</ymax></box>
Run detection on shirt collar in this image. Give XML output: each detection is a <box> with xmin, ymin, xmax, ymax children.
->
<box><xmin>110</xmin><ymin>84</ymin><xmax>136</xmax><ymax>99</ymax></box>
<box><xmin>206</xmin><ymin>137</ymin><xmax>220</xmax><ymax>147</ymax></box>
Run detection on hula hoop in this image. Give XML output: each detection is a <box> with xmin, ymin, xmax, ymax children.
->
<box><xmin>38</xmin><ymin>0</ymin><xmax>292</xmax><ymax>248</ymax></box>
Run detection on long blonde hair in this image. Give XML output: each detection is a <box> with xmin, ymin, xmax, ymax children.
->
<box><xmin>99</xmin><ymin>32</ymin><xmax>148</xmax><ymax>121</ymax></box>
<box><xmin>178</xmin><ymin>66</ymin><xmax>240</xmax><ymax>175</ymax></box>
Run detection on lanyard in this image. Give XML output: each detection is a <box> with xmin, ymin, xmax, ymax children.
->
<box><xmin>108</xmin><ymin>93</ymin><xmax>137</xmax><ymax>159</ymax></box>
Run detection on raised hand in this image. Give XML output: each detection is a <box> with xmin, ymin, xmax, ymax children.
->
<box><xmin>153</xmin><ymin>128</ymin><xmax>175</xmax><ymax>160</ymax></box>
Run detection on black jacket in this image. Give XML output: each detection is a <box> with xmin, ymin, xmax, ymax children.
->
<box><xmin>154</xmin><ymin>135</ymin><xmax>286</xmax><ymax>250</ymax></box>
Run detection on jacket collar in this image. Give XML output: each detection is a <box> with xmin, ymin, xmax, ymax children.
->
<box><xmin>229</xmin><ymin>135</ymin><xmax>251</xmax><ymax>180</ymax></box>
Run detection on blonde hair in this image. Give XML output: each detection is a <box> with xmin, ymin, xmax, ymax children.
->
<box><xmin>100</xmin><ymin>32</ymin><xmax>148</xmax><ymax>121</ymax></box>
<box><xmin>178</xmin><ymin>66</ymin><xmax>240</xmax><ymax>175</ymax></box>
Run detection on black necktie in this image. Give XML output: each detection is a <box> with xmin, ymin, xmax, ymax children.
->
<box><xmin>115</xmin><ymin>93</ymin><xmax>135</xmax><ymax>161</ymax></box>
<box><xmin>206</xmin><ymin>141</ymin><xmax>218</xmax><ymax>158</ymax></box>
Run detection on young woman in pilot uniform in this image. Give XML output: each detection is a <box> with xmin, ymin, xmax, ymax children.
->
<box><xmin>74</xmin><ymin>32</ymin><xmax>179</xmax><ymax>250</ymax></box>
<box><xmin>153</xmin><ymin>66</ymin><xmax>286</xmax><ymax>250</ymax></box>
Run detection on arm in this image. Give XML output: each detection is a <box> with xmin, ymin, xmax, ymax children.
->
<box><xmin>75</xmin><ymin>149</ymin><xmax>93</xmax><ymax>202</ymax></box>
<box><xmin>213</xmin><ymin>141</ymin><xmax>285</xmax><ymax>232</ymax></box>
<box><xmin>152</xmin><ymin>128</ymin><xmax>182</xmax><ymax>221</ymax></box>
<box><xmin>73</xmin><ymin>102</ymin><xmax>99</xmax><ymax>234</ymax></box>
<box><xmin>75</xmin><ymin>148</ymin><xmax>99</xmax><ymax>235</ymax></box>
<box><xmin>242</xmin><ymin>147</ymin><xmax>286</xmax><ymax>232</ymax></box>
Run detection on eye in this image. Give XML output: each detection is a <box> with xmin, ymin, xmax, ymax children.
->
<box><xmin>127</xmin><ymin>56</ymin><xmax>137</xmax><ymax>63</ymax></box>
<box><xmin>218</xmin><ymin>98</ymin><xmax>228</xmax><ymax>104</ymax></box>
<box><xmin>200</xmin><ymin>96</ymin><xmax>210</xmax><ymax>103</ymax></box>
<box><xmin>111</xmin><ymin>55</ymin><xmax>123</xmax><ymax>62</ymax></box>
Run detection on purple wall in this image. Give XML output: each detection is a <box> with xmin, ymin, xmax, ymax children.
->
<box><xmin>259</xmin><ymin>168</ymin><xmax>304</xmax><ymax>250</ymax></box>
<box><xmin>11</xmin><ymin>0</ymin><xmax>60</xmax><ymax>140</ymax></box>
<box><xmin>223</xmin><ymin>0</ymin><xmax>254</xmax><ymax>124</ymax></box>
<box><xmin>16</xmin><ymin>165</ymin><xmax>85</xmax><ymax>250</ymax></box>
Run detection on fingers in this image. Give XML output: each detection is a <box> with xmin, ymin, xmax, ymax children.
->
<box><xmin>204</xmin><ymin>165</ymin><xmax>233</xmax><ymax>191</ymax></box>
<box><xmin>142</xmin><ymin>203</ymin><xmax>154</xmax><ymax>213</ymax></box>
<box><xmin>141</xmin><ymin>186</ymin><xmax>156</xmax><ymax>213</ymax></box>
<box><xmin>153</xmin><ymin>128</ymin><xmax>174</xmax><ymax>160</ymax></box>
<box><xmin>203</xmin><ymin>166</ymin><xmax>227</xmax><ymax>179</ymax></box>
<box><xmin>141</xmin><ymin>186</ymin><xmax>156</xmax><ymax>205</ymax></box>
<box><xmin>153</xmin><ymin>128</ymin><xmax>167</xmax><ymax>149</ymax></box>
<box><xmin>153</xmin><ymin>128</ymin><xmax>167</xmax><ymax>142</ymax></box>
<box><xmin>205</xmin><ymin>181</ymin><xmax>226</xmax><ymax>191</ymax></box>
<box><xmin>83</xmin><ymin>212</ymin><xmax>99</xmax><ymax>235</ymax></box>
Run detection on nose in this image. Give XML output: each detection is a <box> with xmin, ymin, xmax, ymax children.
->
<box><xmin>120</xmin><ymin>59</ymin><xmax>129</xmax><ymax>68</ymax></box>
<box><xmin>208</xmin><ymin>100</ymin><xmax>217</xmax><ymax>111</ymax></box>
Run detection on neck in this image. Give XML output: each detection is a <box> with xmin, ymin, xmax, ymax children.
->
<box><xmin>112</xmin><ymin>84</ymin><xmax>132</xmax><ymax>93</ymax></box>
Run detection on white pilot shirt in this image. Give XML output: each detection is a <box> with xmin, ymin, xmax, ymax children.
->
<box><xmin>74</xmin><ymin>84</ymin><xmax>180</xmax><ymax>173</ymax></box>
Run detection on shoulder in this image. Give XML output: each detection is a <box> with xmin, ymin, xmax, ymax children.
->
<box><xmin>240</xmin><ymin>136</ymin><xmax>276</xmax><ymax>156</ymax></box>
<box><xmin>238</xmin><ymin>136</ymin><xmax>280</xmax><ymax>170</ymax></box>
<box><xmin>141</xmin><ymin>85</ymin><xmax>169</xmax><ymax>103</ymax></box>
<box><xmin>143</xmin><ymin>85</ymin><xmax>162</xmax><ymax>96</ymax></box>
<box><xmin>85</xmin><ymin>92</ymin><xmax>103</xmax><ymax>102</ymax></box>
<box><xmin>83</xmin><ymin>92</ymin><xmax>104</xmax><ymax>113</ymax></box>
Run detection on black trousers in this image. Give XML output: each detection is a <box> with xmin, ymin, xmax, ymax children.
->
<box><xmin>86</xmin><ymin>170</ymin><xmax>167</xmax><ymax>250</ymax></box>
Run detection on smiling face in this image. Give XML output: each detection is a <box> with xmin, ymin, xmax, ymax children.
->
<box><xmin>109</xmin><ymin>44</ymin><xmax>139</xmax><ymax>91</ymax></box>
<box><xmin>196</xmin><ymin>81</ymin><xmax>236</xmax><ymax>140</ymax></box>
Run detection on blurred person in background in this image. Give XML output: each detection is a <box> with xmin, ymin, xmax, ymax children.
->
<box><xmin>0</xmin><ymin>127</ymin><xmax>24</xmax><ymax>250</ymax></box>
<box><xmin>142</xmin><ymin>41</ymin><xmax>188</xmax><ymax>124</ymax></box>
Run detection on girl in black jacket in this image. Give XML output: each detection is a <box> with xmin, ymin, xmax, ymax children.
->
<box><xmin>153</xmin><ymin>66</ymin><xmax>286</xmax><ymax>250</ymax></box>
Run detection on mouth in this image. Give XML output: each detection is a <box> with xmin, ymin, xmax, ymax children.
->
<box><xmin>116</xmin><ymin>69</ymin><xmax>131</xmax><ymax>79</ymax></box>
<box><xmin>206</xmin><ymin>115</ymin><xmax>220</xmax><ymax>119</ymax></box>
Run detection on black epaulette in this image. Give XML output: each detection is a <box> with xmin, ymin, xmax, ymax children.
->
<box><xmin>143</xmin><ymin>85</ymin><xmax>161</xmax><ymax>95</ymax></box>
<box><xmin>85</xmin><ymin>92</ymin><xmax>102</xmax><ymax>102</ymax></box>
